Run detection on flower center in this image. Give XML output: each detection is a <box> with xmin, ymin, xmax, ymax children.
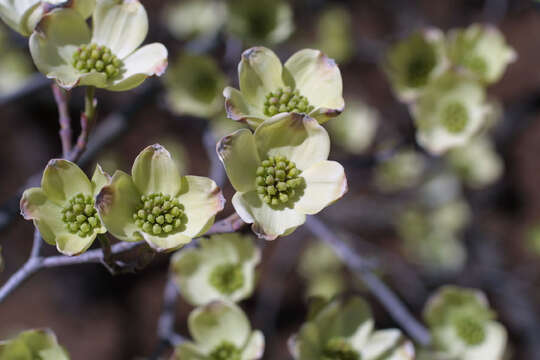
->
<box><xmin>209</xmin><ymin>341</ymin><xmax>241</xmax><ymax>360</ymax></box>
<box><xmin>264</xmin><ymin>87</ymin><xmax>314</xmax><ymax>116</ymax></box>
<box><xmin>61</xmin><ymin>193</ymin><xmax>101</xmax><ymax>237</ymax></box>
<box><xmin>132</xmin><ymin>193</ymin><xmax>187</xmax><ymax>236</ymax></box>
<box><xmin>209</xmin><ymin>263</ymin><xmax>245</xmax><ymax>295</ymax></box>
<box><xmin>255</xmin><ymin>155</ymin><xmax>304</xmax><ymax>207</ymax></box>
<box><xmin>453</xmin><ymin>317</ymin><xmax>486</xmax><ymax>346</ymax></box>
<box><xmin>462</xmin><ymin>54</ymin><xmax>488</xmax><ymax>76</ymax></box>
<box><xmin>406</xmin><ymin>46</ymin><xmax>437</xmax><ymax>88</ymax></box>
<box><xmin>72</xmin><ymin>43</ymin><xmax>123</xmax><ymax>79</ymax></box>
<box><xmin>441</xmin><ymin>102</ymin><xmax>468</xmax><ymax>133</ymax></box>
<box><xmin>322</xmin><ymin>338</ymin><xmax>360</xmax><ymax>360</ymax></box>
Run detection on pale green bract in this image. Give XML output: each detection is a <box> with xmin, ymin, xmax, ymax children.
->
<box><xmin>0</xmin><ymin>329</ymin><xmax>69</xmax><ymax>360</ymax></box>
<box><xmin>411</xmin><ymin>74</ymin><xmax>490</xmax><ymax>154</ymax></box>
<box><xmin>217</xmin><ymin>113</ymin><xmax>348</xmax><ymax>240</ymax></box>
<box><xmin>384</xmin><ymin>28</ymin><xmax>448</xmax><ymax>103</ymax></box>
<box><xmin>288</xmin><ymin>297</ymin><xmax>415</xmax><ymax>360</ymax></box>
<box><xmin>422</xmin><ymin>286</ymin><xmax>507</xmax><ymax>360</ymax></box>
<box><xmin>171</xmin><ymin>233</ymin><xmax>261</xmax><ymax>306</ymax></box>
<box><xmin>0</xmin><ymin>0</ymin><xmax>94</xmax><ymax>36</ymax></box>
<box><xmin>29</xmin><ymin>0</ymin><xmax>168</xmax><ymax>91</ymax></box>
<box><xmin>163</xmin><ymin>0</ymin><xmax>226</xmax><ymax>41</ymax></box>
<box><xmin>173</xmin><ymin>301</ymin><xmax>265</xmax><ymax>360</ymax></box>
<box><xmin>165</xmin><ymin>53</ymin><xmax>227</xmax><ymax>118</ymax></box>
<box><xmin>316</xmin><ymin>5</ymin><xmax>354</xmax><ymax>64</ymax></box>
<box><xmin>95</xmin><ymin>144</ymin><xmax>225</xmax><ymax>252</ymax></box>
<box><xmin>224</xmin><ymin>47</ymin><xmax>344</xmax><ymax>129</ymax></box>
<box><xmin>447</xmin><ymin>24</ymin><xmax>516</xmax><ymax>84</ymax></box>
<box><xmin>20</xmin><ymin>160</ymin><xmax>108</xmax><ymax>256</ymax></box>
<box><xmin>374</xmin><ymin>149</ymin><xmax>425</xmax><ymax>193</ymax></box>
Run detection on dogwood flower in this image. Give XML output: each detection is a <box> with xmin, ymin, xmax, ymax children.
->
<box><xmin>224</xmin><ymin>47</ymin><xmax>344</xmax><ymax>128</ymax></box>
<box><xmin>20</xmin><ymin>160</ymin><xmax>108</xmax><ymax>256</ymax></box>
<box><xmin>29</xmin><ymin>0</ymin><xmax>168</xmax><ymax>91</ymax></box>
<box><xmin>422</xmin><ymin>286</ymin><xmax>507</xmax><ymax>360</ymax></box>
<box><xmin>171</xmin><ymin>233</ymin><xmax>261</xmax><ymax>306</ymax></box>
<box><xmin>217</xmin><ymin>113</ymin><xmax>347</xmax><ymax>240</ymax></box>
<box><xmin>173</xmin><ymin>301</ymin><xmax>264</xmax><ymax>360</ymax></box>
<box><xmin>0</xmin><ymin>329</ymin><xmax>69</xmax><ymax>360</ymax></box>
<box><xmin>385</xmin><ymin>29</ymin><xmax>448</xmax><ymax>102</ymax></box>
<box><xmin>447</xmin><ymin>24</ymin><xmax>516</xmax><ymax>84</ymax></box>
<box><xmin>96</xmin><ymin>144</ymin><xmax>224</xmax><ymax>252</ymax></box>
<box><xmin>289</xmin><ymin>297</ymin><xmax>415</xmax><ymax>360</ymax></box>
<box><xmin>411</xmin><ymin>74</ymin><xmax>489</xmax><ymax>154</ymax></box>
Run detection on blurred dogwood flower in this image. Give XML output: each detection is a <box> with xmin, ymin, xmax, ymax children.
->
<box><xmin>447</xmin><ymin>24</ymin><xmax>516</xmax><ymax>84</ymax></box>
<box><xmin>165</xmin><ymin>53</ymin><xmax>227</xmax><ymax>118</ymax></box>
<box><xmin>374</xmin><ymin>149</ymin><xmax>425</xmax><ymax>193</ymax></box>
<box><xmin>411</xmin><ymin>74</ymin><xmax>490</xmax><ymax>154</ymax></box>
<box><xmin>422</xmin><ymin>286</ymin><xmax>508</xmax><ymax>360</ymax></box>
<box><xmin>226</xmin><ymin>0</ymin><xmax>293</xmax><ymax>46</ymax></box>
<box><xmin>316</xmin><ymin>5</ymin><xmax>353</xmax><ymax>63</ymax></box>
<box><xmin>171</xmin><ymin>233</ymin><xmax>261</xmax><ymax>306</ymax></box>
<box><xmin>385</xmin><ymin>29</ymin><xmax>448</xmax><ymax>102</ymax></box>
<box><xmin>96</xmin><ymin>144</ymin><xmax>224</xmax><ymax>252</ymax></box>
<box><xmin>224</xmin><ymin>47</ymin><xmax>344</xmax><ymax>128</ymax></box>
<box><xmin>164</xmin><ymin>0</ymin><xmax>226</xmax><ymax>42</ymax></box>
<box><xmin>289</xmin><ymin>297</ymin><xmax>415</xmax><ymax>360</ymax></box>
<box><xmin>0</xmin><ymin>329</ymin><xmax>69</xmax><ymax>360</ymax></box>
<box><xmin>29</xmin><ymin>0</ymin><xmax>167</xmax><ymax>91</ymax></box>
<box><xmin>217</xmin><ymin>113</ymin><xmax>347</xmax><ymax>240</ymax></box>
<box><xmin>20</xmin><ymin>160</ymin><xmax>108</xmax><ymax>256</ymax></box>
<box><xmin>173</xmin><ymin>301</ymin><xmax>264</xmax><ymax>360</ymax></box>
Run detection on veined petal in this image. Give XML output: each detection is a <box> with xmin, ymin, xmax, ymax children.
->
<box><xmin>0</xmin><ymin>0</ymin><xmax>40</xmax><ymax>36</ymax></box>
<box><xmin>108</xmin><ymin>43</ymin><xmax>168</xmax><ymax>92</ymax></box>
<box><xmin>241</xmin><ymin>331</ymin><xmax>265</xmax><ymax>360</ymax></box>
<box><xmin>462</xmin><ymin>322</ymin><xmax>507</xmax><ymax>360</ymax></box>
<box><xmin>232</xmin><ymin>191</ymin><xmax>306</xmax><ymax>240</ymax></box>
<box><xmin>189</xmin><ymin>301</ymin><xmax>251</xmax><ymax>352</ymax></box>
<box><xmin>20</xmin><ymin>187</ymin><xmax>63</xmax><ymax>245</ymax></box>
<box><xmin>239</xmin><ymin>46</ymin><xmax>285</xmax><ymax>108</ymax></box>
<box><xmin>254</xmin><ymin>113</ymin><xmax>330</xmax><ymax>171</ymax></box>
<box><xmin>132</xmin><ymin>144</ymin><xmax>183</xmax><ymax>196</ymax></box>
<box><xmin>42</xmin><ymin>159</ymin><xmax>92</xmax><ymax>203</ymax></box>
<box><xmin>55</xmin><ymin>231</ymin><xmax>98</xmax><ymax>256</ymax></box>
<box><xmin>29</xmin><ymin>8</ymin><xmax>90</xmax><ymax>89</ymax></box>
<box><xmin>95</xmin><ymin>170</ymin><xmax>142</xmax><ymax>242</ymax></box>
<box><xmin>140</xmin><ymin>231</ymin><xmax>192</xmax><ymax>252</ymax></box>
<box><xmin>308</xmin><ymin>105</ymin><xmax>345</xmax><ymax>125</ymax></box>
<box><xmin>91</xmin><ymin>164</ymin><xmax>111</xmax><ymax>196</ymax></box>
<box><xmin>176</xmin><ymin>175</ymin><xmax>225</xmax><ymax>238</ymax></box>
<box><xmin>78</xmin><ymin>71</ymin><xmax>108</xmax><ymax>88</ymax></box>
<box><xmin>284</xmin><ymin>49</ymin><xmax>344</xmax><ymax>120</ymax></box>
<box><xmin>224</xmin><ymin>86</ymin><xmax>265</xmax><ymax>128</ymax></box>
<box><xmin>91</xmin><ymin>0</ymin><xmax>148</xmax><ymax>59</ymax></box>
<box><xmin>295</xmin><ymin>161</ymin><xmax>347</xmax><ymax>215</ymax></box>
<box><xmin>217</xmin><ymin>128</ymin><xmax>261</xmax><ymax>193</ymax></box>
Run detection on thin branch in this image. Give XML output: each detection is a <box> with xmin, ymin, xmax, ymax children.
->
<box><xmin>305</xmin><ymin>216</ymin><xmax>432</xmax><ymax>346</ymax></box>
<box><xmin>68</xmin><ymin>86</ymin><xmax>96</xmax><ymax>162</ymax></box>
<box><xmin>51</xmin><ymin>83</ymin><xmax>72</xmax><ymax>157</ymax></box>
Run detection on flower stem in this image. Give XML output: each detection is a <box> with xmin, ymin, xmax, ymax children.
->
<box><xmin>68</xmin><ymin>86</ymin><xmax>97</xmax><ymax>162</ymax></box>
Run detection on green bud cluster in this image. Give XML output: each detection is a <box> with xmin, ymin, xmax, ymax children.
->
<box><xmin>462</xmin><ymin>54</ymin><xmax>488</xmax><ymax>76</ymax></box>
<box><xmin>209</xmin><ymin>341</ymin><xmax>241</xmax><ymax>360</ymax></box>
<box><xmin>255</xmin><ymin>155</ymin><xmax>303</xmax><ymax>207</ymax></box>
<box><xmin>72</xmin><ymin>43</ymin><xmax>123</xmax><ymax>79</ymax></box>
<box><xmin>132</xmin><ymin>193</ymin><xmax>187</xmax><ymax>236</ymax></box>
<box><xmin>441</xmin><ymin>102</ymin><xmax>468</xmax><ymax>133</ymax></box>
<box><xmin>209</xmin><ymin>263</ymin><xmax>245</xmax><ymax>295</ymax></box>
<box><xmin>322</xmin><ymin>338</ymin><xmax>360</xmax><ymax>360</ymax></box>
<box><xmin>263</xmin><ymin>87</ymin><xmax>314</xmax><ymax>116</ymax></box>
<box><xmin>61</xmin><ymin>193</ymin><xmax>101</xmax><ymax>237</ymax></box>
<box><xmin>454</xmin><ymin>317</ymin><xmax>486</xmax><ymax>346</ymax></box>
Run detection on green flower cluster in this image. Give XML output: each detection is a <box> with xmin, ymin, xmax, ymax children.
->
<box><xmin>420</xmin><ymin>286</ymin><xmax>508</xmax><ymax>360</ymax></box>
<box><xmin>263</xmin><ymin>87</ymin><xmax>313</xmax><ymax>116</ymax></box>
<box><xmin>133</xmin><ymin>193</ymin><xmax>186</xmax><ymax>235</ymax></box>
<box><xmin>72</xmin><ymin>43</ymin><xmax>122</xmax><ymax>79</ymax></box>
<box><xmin>385</xmin><ymin>24</ymin><xmax>515</xmax><ymax>154</ymax></box>
<box><xmin>61</xmin><ymin>193</ymin><xmax>101</xmax><ymax>237</ymax></box>
<box><xmin>255</xmin><ymin>155</ymin><xmax>303</xmax><ymax>206</ymax></box>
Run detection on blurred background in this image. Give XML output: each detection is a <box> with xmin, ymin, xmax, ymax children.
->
<box><xmin>1</xmin><ymin>0</ymin><xmax>540</xmax><ymax>359</ymax></box>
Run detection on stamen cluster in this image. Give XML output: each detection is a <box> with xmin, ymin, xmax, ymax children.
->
<box><xmin>72</xmin><ymin>43</ymin><xmax>123</xmax><ymax>79</ymax></box>
<box><xmin>209</xmin><ymin>341</ymin><xmax>241</xmax><ymax>360</ymax></box>
<box><xmin>209</xmin><ymin>263</ymin><xmax>245</xmax><ymax>295</ymax></box>
<box><xmin>255</xmin><ymin>156</ymin><xmax>303</xmax><ymax>206</ymax></box>
<box><xmin>454</xmin><ymin>317</ymin><xmax>486</xmax><ymax>346</ymax></box>
<box><xmin>263</xmin><ymin>87</ymin><xmax>314</xmax><ymax>116</ymax></box>
<box><xmin>133</xmin><ymin>193</ymin><xmax>186</xmax><ymax>236</ymax></box>
<box><xmin>441</xmin><ymin>102</ymin><xmax>468</xmax><ymax>133</ymax></box>
<box><xmin>61</xmin><ymin>193</ymin><xmax>101</xmax><ymax>237</ymax></box>
<box><xmin>322</xmin><ymin>338</ymin><xmax>360</xmax><ymax>360</ymax></box>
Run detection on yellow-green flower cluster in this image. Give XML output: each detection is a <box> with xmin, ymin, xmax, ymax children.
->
<box><xmin>385</xmin><ymin>24</ymin><xmax>515</xmax><ymax>155</ymax></box>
